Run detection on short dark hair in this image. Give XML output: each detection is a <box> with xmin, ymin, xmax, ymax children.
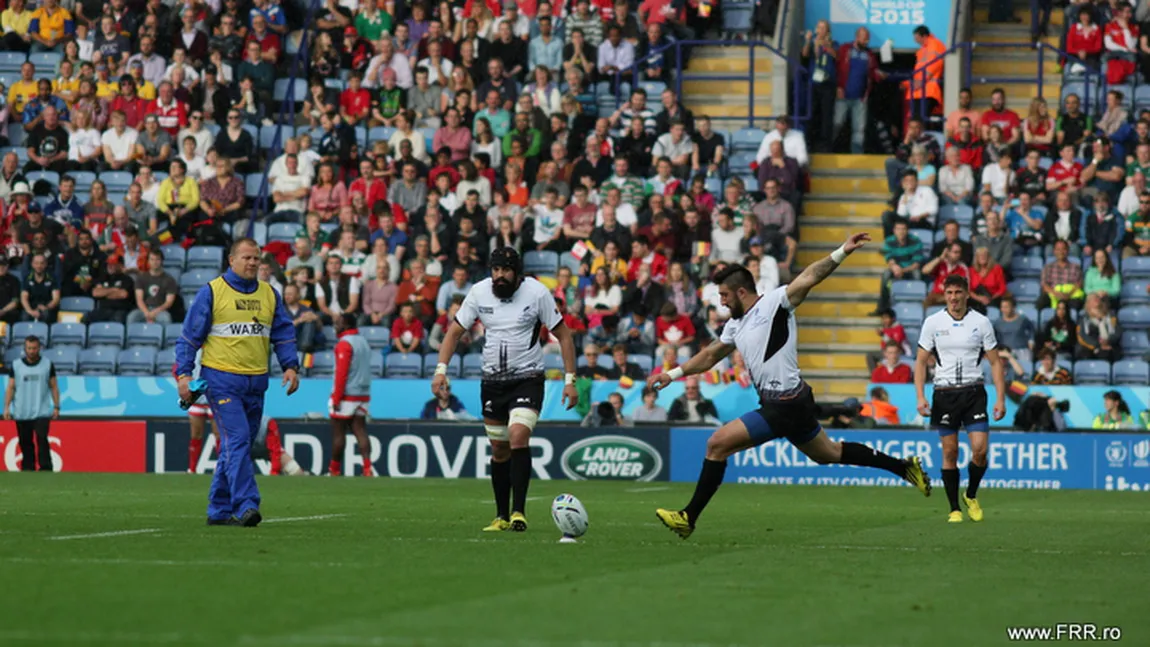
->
<box><xmin>230</xmin><ymin>237</ymin><xmax>261</xmax><ymax>256</ymax></box>
<box><xmin>338</xmin><ymin>312</ymin><xmax>357</xmax><ymax>330</ymax></box>
<box><xmin>24</xmin><ymin>335</ymin><xmax>41</xmax><ymax>346</ymax></box>
<box><xmin>943</xmin><ymin>274</ymin><xmax>969</xmax><ymax>291</ymax></box>
<box><xmin>712</xmin><ymin>264</ymin><xmax>757</xmax><ymax>294</ymax></box>
<box><xmin>913</xmin><ymin>25</ymin><xmax>930</xmax><ymax>37</ymax></box>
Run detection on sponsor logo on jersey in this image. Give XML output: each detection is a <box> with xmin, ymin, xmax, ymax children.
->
<box><xmin>560</xmin><ymin>435</ymin><xmax>663</xmax><ymax>481</ymax></box>
<box><xmin>478</xmin><ymin>306</ymin><xmax>494</xmax><ymax>314</ymax></box>
<box><xmin>234</xmin><ymin>299</ymin><xmax>262</xmax><ymax>311</ymax></box>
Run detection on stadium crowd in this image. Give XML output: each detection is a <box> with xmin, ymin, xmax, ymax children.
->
<box><xmin>0</xmin><ymin>0</ymin><xmax>794</xmax><ymax>412</ymax></box>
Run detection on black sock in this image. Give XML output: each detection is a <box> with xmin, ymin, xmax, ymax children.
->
<box><xmin>967</xmin><ymin>462</ymin><xmax>987</xmax><ymax>499</ymax></box>
<box><xmin>839</xmin><ymin>441</ymin><xmax>907</xmax><ymax>477</ymax></box>
<box><xmin>683</xmin><ymin>458</ymin><xmax>727</xmax><ymax>523</ymax></box>
<box><xmin>490</xmin><ymin>459</ymin><xmax>511</xmax><ymax>520</ymax></box>
<box><xmin>510</xmin><ymin>447</ymin><xmax>532</xmax><ymax>514</ymax></box>
<box><xmin>942</xmin><ymin>468</ymin><xmax>961</xmax><ymax>512</ymax></box>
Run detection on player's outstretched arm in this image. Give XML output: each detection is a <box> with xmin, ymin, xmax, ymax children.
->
<box><xmin>431</xmin><ymin>321</ymin><xmax>466</xmax><ymax>396</ymax></box>
<box><xmin>647</xmin><ymin>342</ymin><xmax>736</xmax><ymax>391</ymax></box>
<box><xmin>785</xmin><ymin>232</ymin><xmax>870</xmax><ymax>308</ymax></box>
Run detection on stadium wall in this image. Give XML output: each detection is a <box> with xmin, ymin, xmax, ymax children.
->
<box><xmin>11</xmin><ymin>376</ymin><xmax>1147</xmax><ymax>429</ymax></box>
<box><xmin>5</xmin><ymin>420</ymin><xmax>1150</xmax><ymax>492</ymax></box>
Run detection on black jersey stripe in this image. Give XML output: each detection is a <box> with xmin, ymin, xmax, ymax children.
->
<box><xmin>762</xmin><ymin>306</ymin><xmax>790</xmax><ymax>363</ymax></box>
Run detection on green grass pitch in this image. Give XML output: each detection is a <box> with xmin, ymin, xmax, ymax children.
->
<box><xmin>0</xmin><ymin>473</ymin><xmax>1146</xmax><ymax>647</ymax></box>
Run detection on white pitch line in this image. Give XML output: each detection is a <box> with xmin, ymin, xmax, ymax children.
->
<box><xmin>262</xmin><ymin>514</ymin><xmax>347</xmax><ymax>524</ymax></box>
<box><xmin>626</xmin><ymin>486</ymin><xmax>671</xmax><ymax>493</ymax></box>
<box><xmin>475</xmin><ymin>496</ymin><xmax>543</xmax><ymax>504</ymax></box>
<box><xmin>47</xmin><ymin>528</ymin><xmax>163</xmax><ymax>541</ymax></box>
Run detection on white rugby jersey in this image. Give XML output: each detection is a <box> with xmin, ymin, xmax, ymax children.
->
<box><xmin>918</xmin><ymin>308</ymin><xmax>997</xmax><ymax>388</ymax></box>
<box><xmin>456</xmin><ymin>277</ymin><xmax>563</xmax><ymax>381</ymax></box>
<box><xmin>719</xmin><ymin>287</ymin><xmax>803</xmax><ymax>401</ymax></box>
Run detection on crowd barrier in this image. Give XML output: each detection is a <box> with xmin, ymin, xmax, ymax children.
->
<box><xmin>5</xmin><ymin>421</ymin><xmax>1148</xmax><ymax>492</ymax></box>
<box><xmin>17</xmin><ymin>377</ymin><xmax>1148</xmax><ymax>429</ymax></box>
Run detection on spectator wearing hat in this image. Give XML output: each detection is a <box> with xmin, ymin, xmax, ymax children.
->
<box><xmin>127</xmin><ymin>61</ymin><xmax>158</xmax><ymax>101</ymax></box>
<box><xmin>89</xmin><ymin>254</ymin><xmax>134</xmax><ymax>323</ymax></box>
<box><xmin>5</xmin><ymin>182</ymin><xmax>41</xmax><ymax>235</ymax></box>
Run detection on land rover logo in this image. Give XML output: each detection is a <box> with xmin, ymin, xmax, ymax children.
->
<box><xmin>560</xmin><ymin>435</ymin><xmax>663</xmax><ymax>481</ymax></box>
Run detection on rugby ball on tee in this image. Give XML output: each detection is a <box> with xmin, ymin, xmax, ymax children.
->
<box><xmin>551</xmin><ymin>493</ymin><xmax>589</xmax><ymax>538</ymax></box>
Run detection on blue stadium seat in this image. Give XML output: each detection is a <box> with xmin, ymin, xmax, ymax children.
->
<box><xmin>893</xmin><ymin>302</ymin><xmax>924</xmax><ymax>324</ymax></box>
<box><xmin>185</xmin><ymin>246</ymin><xmax>224</xmax><ymax>271</ymax></box>
<box><xmin>268</xmin><ymin>222</ymin><xmax>297</xmax><ymax>243</ymax></box>
<box><xmin>385</xmin><ymin>352</ymin><xmax>422</xmax><ymax>377</ymax></box>
<box><xmin>985</xmin><ymin>306</ymin><xmax>1002</xmax><ymax>323</ymax></box>
<box><xmin>909</xmin><ymin>230</ymin><xmax>933</xmax><ymax>249</ymax></box>
<box><xmin>58</xmin><ymin>296</ymin><xmax>95</xmax><ymax>315</ymax></box>
<box><xmin>1111</xmin><ymin>360</ymin><xmax>1149</xmax><ymax>385</ymax></box>
<box><xmin>44</xmin><ymin>346</ymin><xmax>79</xmax><ymax>374</ymax></box>
<box><xmin>1118</xmin><ymin>305</ymin><xmax>1150</xmax><ymax>331</ymax></box>
<box><xmin>273</xmin><ymin>78</ymin><xmax>307</xmax><ymax>103</ymax></box>
<box><xmin>523</xmin><ymin>250</ymin><xmax>559</xmax><ymax>276</ymax></box>
<box><xmin>180</xmin><ymin>269</ymin><xmax>216</xmax><ymax>293</ymax></box>
<box><xmin>558</xmin><ymin>253</ymin><xmax>583</xmax><ymax>276</ymax></box>
<box><xmin>368</xmin><ymin>351</ymin><xmax>384</xmax><ymax>377</ymax></box>
<box><xmin>722</xmin><ymin>3</ymin><xmax>755</xmax><ymax>34</ymax></box>
<box><xmin>629</xmin><ymin>354</ymin><xmax>654</xmax><ymax>373</ymax></box>
<box><xmin>1121</xmin><ymin>280</ymin><xmax>1150</xmax><ymax>306</ymax></box>
<box><xmin>28</xmin><ymin>52</ymin><xmax>62</xmax><ymax>71</ymax></box>
<box><xmin>1125</xmin><ymin>256</ymin><xmax>1150</xmax><ymax>279</ymax></box>
<box><xmin>250</xmin><ymin>221</ymin><xmax>268</xmax><ymax>247</ymax></box>
<box><xmin>50</xmin><ymin>322</ymin><xmax>87</xmax><ymax>348</ymax></box>
<box><xmin>1120</xmin><ymin>330</ymin><xmax>1149</xmax><ymax>358</ymax></box>
<box><xmin>67</xmin><ymin>170</ymin><xmax>97</xmax><ymax>188</ymax></box>
<box><xmin>1018</xmin><ymin>304</ymin><xmax>1039</xmax><ymax>326</ymax></box>
<box><xmin>544</xmin><ymin>353</ymin><xmax>564</xmax><ymax>372</ymax></box>
<box><xmin>79</xmin><ymin>347</ymin><xmax>118</xmax><ymax>375</ymax></box>
<box><xmin>1011</xmin><ymin>256</ymin><xmax>1044</xmax><ymax>279</ymax></box>
<box><xmin>0</xmin><ymin>51</ymin><xmax>25</xmax><ymax>68</ymax></box>
<box><xmin>163</xmin><ymin>323</ymin><xmax>184</xmax><ymax>348</ymax></box>
<box><xmin>258</xmin><ymin>125</ymin><xmax>280</xmax><ymax>152</ymax></box>
<box><xmin>369</xmin><ymin>126</ymin><xmax>396</xmax><ymax>144</ymax></box>
<box><xmin>161</xmin><ymin>245</ymin><xmax>187</xmax><ymax>271</ymax></box>
<box><xmin>11</xmin><ymin>321</ymin><xmax>49</xmax><ymax>345</ymax></box>
<box><xmin>3</xmin><ymin>347</ymin><xmax>23</xmax><ymax>365</ymax></box>
<box><xmin>127</xmin><ymin>323</ymin><xmax>165</xmax><ymax>348</ymax></box>
<box><xmin>937</xmin><ymin>204</ymin><xmax>974</xmax><ymax>227</ymax></box>
<box><xmin>99</xmin><ymin>171</ymin><xmax>133</xmax><ymax>192</ymax></box>
<box><xmin>309</xmin><ymin>350</ymin><xmax>336</xmax><ymax>377</ymax></box>
<box><xmin>462</xmin><ymin>353</ymin><xmax>483</xmax><ymax>379</ymax></box>
<box><xmin>155</xmin><ymin>349</ymin><xmax>176</xmax><ymax>375</ymax></box>
<box><xmin>25</xmin><ymin>170</ymin><xmax>60</xmax><ymax>187</ymax></box>
<box><xmin>577</xmin><ymin>354</ymin><xmax>615</xmax><ymax>369</ymax></box>
<box><xmin>891</xmin><ymin>281</ymin><xmax>927</xmax><ymax>304</ymax></box>
<box><xmin>5</xmin><ymin>124</ymin><xmax>25</xmax><ymax>147</ymax></box>
<box><xmin>730</xmin><ymin>128</ymin><xmax>762</xmax><ymax>154</ymax></box>
<box><xmin>118</xmin><ymin>347</ymin><xmax>157</xmax><ymax>376</ymax></box>
<box><xmin>1007</xmin><ymin>280</ymin><xmax>1042</xmax><ymax>302</ymax></box>
<box><xmin>359</xmin><ymin>326</ymin><xmax>390</xmax><ymax>350</ymax></box>
<box><xmin>727</xmin><ymin>152</ymin><xmax>757</xmax><ymax>176</ymax></box>
<box><xmin>925</xmin><ymin>305</ymin><xmax>944</xmax><ymax>318</ymax></box>
<box><xmin>245</xmin><ymin>174</ymin><xmax>264</xmax><ymax>200</ymax></box>
<box><xmin>88</xmin><ymin>322</ymin><xmax>125</xmax><ymax>348</ymax></box>
<box><xmin>1073</xmin><ymin>360</ymin><xmax>1112</xmax><ymax>385</ymax></box>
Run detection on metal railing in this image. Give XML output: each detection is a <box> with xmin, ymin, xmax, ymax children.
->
<box><xmin>611</xmin><ymin>38</ymin><xmax>809</xmax><ymax>129</ymax></box>
<box><xmin>244</xmin><ymin>0</ymin><xmax>323</xmax><ymax>235</ymax></box>
<box><xmin>962</xmin><ymin>41</ymin><xmax>1104</xmax><ymax>112</ymax></box>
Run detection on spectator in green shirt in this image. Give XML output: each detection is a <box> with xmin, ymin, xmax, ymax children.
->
<box><xmin>873</xmin><ymin>218</ymin><xmax>925</xmax><ymax>313</ymax></box>
<box><xmin>501</xmin><ymin>111</ymin><xmax>542</xmax><ymax>159</ymax></box>
<box><xmin>1083</xmin><ymin>248</ymin><xmax>1121</xmax><ymax>307</ymax></box>
<box><xmin>600</xmin><ymin>157</ymin><xmax>648</xmax><ymax>211</ymax></box>
<box><xmin>354</xmin><ymin>2</ymin><xmax>391</xmax><ymax>41</ymax></box>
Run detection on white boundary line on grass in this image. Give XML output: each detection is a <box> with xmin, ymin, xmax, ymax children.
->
<box><xmin>625</xmin><ymin>486</ymin><xmax>671</xmax><ymax>493</ymax></box>
<box><xmin>47</xmin><ymin>528</ymin><xmax>163</xmax><ymax>541</ymax></box>
<box><xmin>262</xmin><ymin>514</ymin><xmax>348</xmax><ymax>524</ymax></box>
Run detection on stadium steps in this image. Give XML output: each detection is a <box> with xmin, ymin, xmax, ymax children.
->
<box><xmin>967</xmin><ymin>3</ymin><xmax>1055</xmax><ymax>109</ymax></box>
<box><xmin>794</xmin><ymin>153</ymin><xmax>889</xmax><ymax>399</ymax></box>
<box><xmin>680</xmin><ymin>47</ymin><xmax>773</xmax><ymax>127</ymax></box>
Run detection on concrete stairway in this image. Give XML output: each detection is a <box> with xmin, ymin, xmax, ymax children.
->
<box><xmin>967</xmin><ymin>1</ymin><xmax>1065</xmax><ymax>110</ymax></box>
<box><xmin>679</xmin><ymin>46</ymin><xmax>774</xmax><ymax>127</ymax></box>
<box><xmin>795</xmin><ymin>154</ymin><xmax>889</xmax><ymax>400</ymax></box>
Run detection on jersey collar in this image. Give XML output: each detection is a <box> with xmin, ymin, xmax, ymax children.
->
<box><xmin>337</xmin><ymin>328</ymin><xmax>360</xmax><ymax>339</ymax></box>
<box><xmin>222</xmin><ymin>268</ymin><xmax>259</xmax><ymax>294</ymax></box>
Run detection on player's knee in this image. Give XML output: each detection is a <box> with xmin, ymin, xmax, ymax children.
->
<box><xmin>971</xmin><ymin>447</ymin><xmax>988</xmax><ymax>465</ymax></box>
<box><xmin>705</xmin><ymin>432</ymin><xmax>735</xmax><ymax>460</ymax></box>
<box><xmin>489</xmin><ymin>440</ymin><xmax>511</xmax><ymax>462</ymax></box>
<box><xmin>942</xmin><ymin>447</ymin><xmax>959</xmax><ymax>465</ymax></box>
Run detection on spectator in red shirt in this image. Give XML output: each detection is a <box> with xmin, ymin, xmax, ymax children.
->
<box><xmin>109</xmin><ymin>76</ymin><xmax>148</xmax><ymax>129</ymax></box>
<box><xmin>1066</xmin><ymin>9</ymin><xmax>1103</xmax><ymax>69</ymax></box>
<box><xmin>390</xmin><ymin>302</ymin><xmax>425</xmax><ymax>353</ymax></box>
<box><xmin>636</xmin><ymin>212</ymin><xmax>677</xmax><ymax>260</ymax></box>
<box><xmin>146</xmin><ymin>81</ymin><xmax>188</xmax><ymax>137</ymax></box>
<box><xmin>395</xmin><ymin>258</ymin><xmax>440</xmax><ymax>325</ymax></box>
<box><xmin>428</xmin><ymin>148</ymin><xmax>461</xmax><ymax>189</ymax></box>
<box><xmin>245</xmin><ymin>13</ymin><xmax>282</xmax><ymax>63</ymax></box>
<box><xmin>923</xmin><ymin>242</ymin><xmax>970</xmax><ymax>306</ymax></box>
<box><xmin>980</xmin><ymin>89</ymin><xmax>1021</xmax><ymax>149</ymax></box>
<box><xmin>871</xmin><ymin>342</ymin><xmax>912</xmax><ymax>384</ymax></box>
<box><xmin>969</xmin><ymin>246</ymin><xmax>1009</xmax><ymax>308</ymax></box>
<box><xmin>1045</xmin><ymin>142</ymin><xmax>1084</xmax><ymax>200</ymax></box>
<box><xmin>654</xmin><ymin>301</ymin><xmax>695</xmax><ymax>361</ymax></box>
<box><xmin>339</xmin><ymin>73</ymin><xmax>371</xmax><ymax>127</ymax></box>
<box><xmin>627</xmin><ymin>234</ymin><xmax>668</xmax><ymax>283</ymax></box>
<box><xmin>946</xmin><ymin>116</ymin><xmax>984</xmax><ymax>173</ymax></box>
<box><xmin>349</xmin><ymin>159</ymin><xmax>387</xmax><ymax>212</ymax></box>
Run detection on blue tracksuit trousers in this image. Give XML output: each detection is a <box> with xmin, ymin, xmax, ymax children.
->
<box><xmin>203</xmin><ymin>367</ymin><xmax>269</xmax><ymax>520</ymax></box>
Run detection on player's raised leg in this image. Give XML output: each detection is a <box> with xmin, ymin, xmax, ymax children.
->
<box><xmin>484</xmin><ymin>424</ymin><xmax>513</xmax><ymax>531</ymax></box>
<box><xmin>656</xmin><ymin>416</ymin><xmax>758</xmax><ymax>539</ymax></box>
<box><xmin>796</xmin><ymin>429</ymin><xmax>931</xmax><ymax>495</ymax></box>
<box><xmin>964</xmin><ymin>430</ymin><xmax>989</xmax><ymax>521</ymax></box>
